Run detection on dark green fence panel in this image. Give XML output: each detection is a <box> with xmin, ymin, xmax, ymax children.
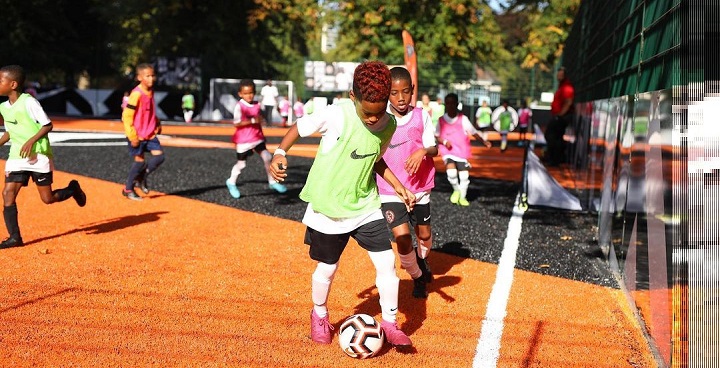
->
<box><xmin>564</xmin><ymin>0</ymin><xmax>680</xmax><ymax>102</ymax></box>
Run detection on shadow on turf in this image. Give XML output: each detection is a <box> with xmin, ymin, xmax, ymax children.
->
<box><xmin>343</xmin><ymin>245</ymin><xmax>466</xmax><ymax>355</ymax></box>
<box><xmin>22</xmin><ymin>211</ymin><xmax>169</xmax><ymax>246</ymax></box>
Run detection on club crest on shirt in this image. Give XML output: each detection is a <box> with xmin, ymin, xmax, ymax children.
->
<box><xmin>384</xmin><ymin>210</ymin><xmax>395</xmax><ymax>224</ymax></box>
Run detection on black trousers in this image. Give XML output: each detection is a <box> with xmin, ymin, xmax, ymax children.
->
<box><xmin>545</xmin><ymin>115</ymin><xmax>570</xmax><ymax>165</ymax></box>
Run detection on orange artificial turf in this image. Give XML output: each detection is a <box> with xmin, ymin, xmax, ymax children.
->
<box><xmin>0</xmin><ymin>119</ymin><xmax>658</xmax><ymax>367</ymax></box>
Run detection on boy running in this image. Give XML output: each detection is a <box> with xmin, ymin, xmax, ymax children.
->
<box><xmin>0</xmin><ymin>65</ymin><xmax>86</xmax><ymax>248</ymax></box>
<box><xmin>225</xmin><ymin>79</ymin><xmax>287</xmax><ymax>198</ymax></box>
<box><xmin>436</xmin><ymin>93</ymin><xmax>491</xmax><ymax>206</ymax></box>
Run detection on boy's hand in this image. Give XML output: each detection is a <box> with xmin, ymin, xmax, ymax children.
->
<box><xmin>484</xmin><ymin>140</ymin><xmax>492</xmax><ymax>148</ymax></box>
<box><xmin>131</xmin><ymin>140</ymin><xmax>140</xmax><ymax>148</ymax></box>
<box><xmin>443</xmin><ymin>140</ymin><xmax>453</xmax><ymax>150</ymax></box>
<box><xmin>395</xmin><ymin>186</ymin><xmax>416</xmax><ymax>211</ymax></box>
<box><xmin>270</xmin><ymin>155</ymin><xmax>288</xmax><ymax>182</ymax></box>
<box><xmin>256</xmin><ymin>115</ymin><xmax>267</xmax><ymax>126</ymax></box>
<box><xmin>404</xmin><ymin>148</ymin><xmax>427</xmax><ymax>174</ymax></box>
<box><xmin>20</xmin><ymin>141</ymin><xmax>33</xmax><ymax>158</ymax></box>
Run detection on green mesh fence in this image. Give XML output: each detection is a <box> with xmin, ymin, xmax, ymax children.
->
<box><xmin>563</xmin><ymin>0</ymin><xmax>681</xmax><ymax>102</ymax></box>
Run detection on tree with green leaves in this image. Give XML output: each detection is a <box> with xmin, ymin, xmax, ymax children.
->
<box><xmin>321</xmin><ymin>0</ymin><xmax>511</xmax><ymax>96</ymax></box>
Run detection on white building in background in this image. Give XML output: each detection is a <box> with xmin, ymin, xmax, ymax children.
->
<box><xmin>454</xmin><ymin>66</ymin><xmax>502</xmax><ymax>108</ymax></box>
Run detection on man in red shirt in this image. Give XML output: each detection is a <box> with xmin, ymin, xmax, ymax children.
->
<box><xmin>545</xmin><ymin>67</ymin><xmax>574</xmax><ymax>166</ymax></box>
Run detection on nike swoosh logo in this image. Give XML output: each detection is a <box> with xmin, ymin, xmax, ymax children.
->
<box><xmin>6</xmin><ymin>120</ymin><xmax>17</xmax><ymax>124</ymax></box>
<box><xmin>390</xmin><ymin>308</ymin><xmax>398</xmax><ymax>312</ymax></box>
<box><xmin>350</xmin><ymin>149</ymin><xmax>376</xmax><ymax>160</ymax></box>
<box><xmin>37</xmin><ymin>177</ymin><xmax>47</xmax><ymax>182</ymax></box>
<box><xmin>423</xmin><ymin>216</ymin><xmax>431</xmax><ymax>221</ymax></box>
<box><xmin>388</xmin><ymin>140</ymin><xmax>409</xmax><ymax>149</ymax></box>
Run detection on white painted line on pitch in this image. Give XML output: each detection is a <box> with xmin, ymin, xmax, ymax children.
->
<box><xmin>52</xmin><ymin>142</ymin><xmax>128</xmax><ymax>146</ymax></box>
<box><xmin>473</xmin><ymin>194</ymin><xmax>525</xmax><ymax>368</ymax></box>
<box><xmin>48</xmin><ymin>132</ymin><xmax>127</xmax><ymax>142</ymax></box>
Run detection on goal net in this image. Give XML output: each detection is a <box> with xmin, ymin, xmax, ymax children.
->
<box><xmin>201</xmin><ymin>78</ymin><xmax>295</xmax><ymax>124</ymax></box>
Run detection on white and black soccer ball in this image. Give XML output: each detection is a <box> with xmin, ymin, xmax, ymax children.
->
<box><xmin>338</xmin><ymin>314</ymin><xmax>385</xmax><ymax>359</ymax></box>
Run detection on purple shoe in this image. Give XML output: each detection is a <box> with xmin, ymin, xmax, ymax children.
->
<box><xmin>381</xmin><ymin>320</ymin><xmax>412</xmax><ymax>346</ymax></box>
<box><xmin>310</xmin><ymin>310</ymin><xmax>334</xmax><ymax>344</ymax></box>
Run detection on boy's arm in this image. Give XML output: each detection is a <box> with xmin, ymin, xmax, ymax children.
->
<box><xmin>405</xmin><ymin>123</ymin><xmax>438</xmax><ymax>174</ymax></box>
<box><xmin>122</xmin><ymin>91</ymin><xmax>140</xmax><ymax>144</ymax></box>
<box><xmin>20</xmin><ymin>123</ymin><xmax>53</xmax><ymax>158</ymax></box>
<box><xmin>473</xmin><ymin>132</ymin><xmax>492</xmax><ymax>148</ymax></box>
<box><xmin>269</xmin><ymin>124</ymin><xmax>300</xmax><ymax>182</ymax></box>
<box><xmin>0</xmin><ymin>131</ymin><xmax>9</xmax><ymax>146</ymax></box>
<box><xmin>375</xmin><ymin>158</ymin><xmax>416</xmax><ymax>209</ymax></box>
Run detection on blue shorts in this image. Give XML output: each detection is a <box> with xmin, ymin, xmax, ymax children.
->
<box><xmin>128</xmin><ymin>137</ymin><xmax>163</xmax><ymax>157</ymax></box>
<box><xmin>304</xmin><ymin>219</ymin><xmax>392</xmax><ymax>264</ymax></box>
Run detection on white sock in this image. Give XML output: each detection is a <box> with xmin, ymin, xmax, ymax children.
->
<box><xmin>368</xmin><ymin>250</ymin><xmax>399</xmax><ymax>323</ymax></box>
<box><xmin>398</xmin><ymin>251</ymin><xmax>422</xmax><ymax>279</ymax></box>
<box><xmin>229</xmin><ymin>160</ymin><xmax>246</xmax><ymax>183</ymax></box>
<box><xmin>417</xmin><ymin>235</ymin><xmax>432</xmax><ymax>259</ymax></box>
<box><xmin>459</xmin><ymin>170</ymin><xmax>470</xmax><ymax>199</ymax></box>
<box><xmin>312</xmin><ymin>262</ymin><xmax>338</xmax><ymax>317</ymax></box>
<box><xmin>447</xmin><ymin>168</ymin><xmax>459</xmax><ymax>191</ymax></box>
<box><xmin>260</xmin><ymin>150</ymin><xmax>274</xmax><ymax>183</ymax></box>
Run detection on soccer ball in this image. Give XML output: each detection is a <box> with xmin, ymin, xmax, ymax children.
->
<box><xmin>338</xmin><ymin>314</ymin><xmax>385</xmax><ymax>359</ymax></box>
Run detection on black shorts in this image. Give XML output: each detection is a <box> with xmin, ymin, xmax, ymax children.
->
<box><xmin>5</xmin><ymin>171</ymin><xmax>53</xmax><ymax>187</ymax></box>
<box><xmin>382</xmin><ymin>202</ymin><xmax>431</xmax><ymax>229</ymax></box>
<box><xmin>304</xmin><ymin>219</ymin><xmax>392</xmax><ymax>264</ymax></box>
<box><xmin>443</xmin><ymin>158</ymin><xmax>470</xmax><ymax>171</ymax></box>
<box><xmin>236</xmin><ymin>142</ymin><xmax>267</xmax><ymax>160</ymax></box>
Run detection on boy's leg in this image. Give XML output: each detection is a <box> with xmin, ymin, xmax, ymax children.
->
<box><xmin>305</xmin><ymin>227</ymin><xmax>349</xmax><ymax>344</ymax></box>
<box><xmin>226</xmin><ymin>159</ymin><xmax>246</xmax><ymax>199</ymax></box>
<box><xmin>445</xmin><ymin>160</ymin><xmax>460</xmax><ymax>204</ymax></box>
<box><xmin>367</xmin><ymin>249</ymin><xmax>412</xmax><ymax>346</ymax></box>
<box><xmin>260</xmin><ymin>150</ymin><xmax>286</xmax><ymax>193</ymax></box>
<box><xmin>383</xmin><ymin>202</ymin><xmax>425</xmax><ymax>297</ymax></box>
<box><xmin>310</xmin><ymin>261</ymin><xmax>337</xmax><ymax>344</ymax></box>
<box><xmin>458</xmin><ymin>169</ymin><xmax>471</xmax><ymax>206</ymax></box>
<box><xmin>2</xmin><ymin>180</ymin><xmax>24</xmax><ymax>247</ymax></box>
<box><xmin>123</xmin><ymin>141</ymin><xmax>145</xmax><ymax>200</ymax></box>
<box><xmin>136</xmin><ymin>149</ymin><xmax>165</xmax><ymax>194</ymax></box>
<box><xmin>123</xmin><ymin>158</ymin><xmax>145</xmax><ymax>200</ymax></box>
<box><xmin>414</xmin><ymin>206</ymin><xmax>434</xmax><ymax>283</ymax></box>
<box><xmin>355</xmin><ymin>220</ymin><xmax>412</xmax><ymax>346</ymax></box>
<box><xmin>31</xmin><ymin>171</ymin><xmax>85</xmax><ymax>207</ymax></box>
<box><xmin>1</xmin><ymin>204</ymin><xmax>22</xmax><ymax>248</ymax></box>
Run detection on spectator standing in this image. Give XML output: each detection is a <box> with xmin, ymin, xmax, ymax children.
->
<box><xmin>545</xmin><ymin>67</ymin><xmax>574</xmax><ymax>166</ymax></box>
<box><xmin>260</xmin><ymin>80</ymin><xmax>278</xmax><ymax>126</ymax></box>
